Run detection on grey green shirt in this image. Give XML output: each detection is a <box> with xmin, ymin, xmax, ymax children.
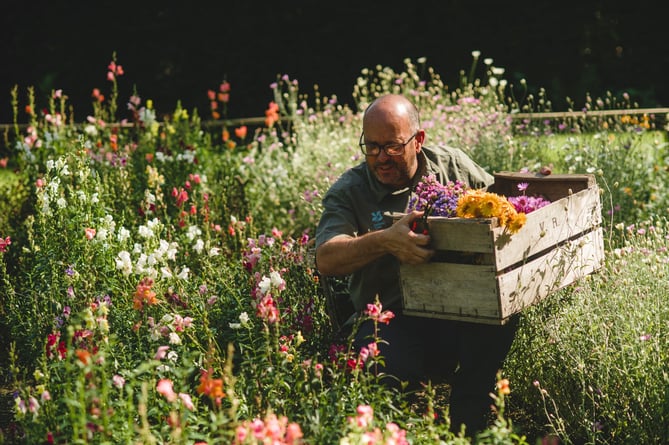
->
<box><xmin>315</xmin><ymin>145</ymin><xmax>494</xmax><ymax>312</ymax></box>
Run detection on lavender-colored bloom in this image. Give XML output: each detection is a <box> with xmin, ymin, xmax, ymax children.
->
<box><xmin>65</xmin><ymin>265</ymin><xmax>75</xmax><ymax>276</ymax></box>
<box><xmin>407</xmin><ymin>174</ymin><xmax>468</xmax><ymax>217</ymax></box>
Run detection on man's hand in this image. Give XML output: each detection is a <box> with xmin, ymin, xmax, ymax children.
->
<box><xmin>387</xmin><ymin>211</ymin><xmax>434</xmax><ymax>265</ymax></box>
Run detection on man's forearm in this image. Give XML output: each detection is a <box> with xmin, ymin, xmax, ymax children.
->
<box><xmin>315</xmin><ymin>232</ymin><xmax>389</xmax><ymax>277</ymax></box>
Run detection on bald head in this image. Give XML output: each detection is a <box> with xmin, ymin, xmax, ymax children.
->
<box><xmin>363</xmin><ymin>94</ymin><xmax>420</xmax><ymax>132</ymax></box>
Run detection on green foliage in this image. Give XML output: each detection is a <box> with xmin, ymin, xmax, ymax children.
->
<box><xmin>505</xmin><ymin>218</ymin><xmax>669</xmax><ymax>444</ymax></box>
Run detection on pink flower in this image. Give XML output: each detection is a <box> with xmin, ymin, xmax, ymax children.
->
<box><xmin>517</xmin><ymin>182</ymin><xmax>529</xmax><ymax>192</ymax></box>
<box><xmin>178</xmin><ymin>392</ymin><xmax>194</xmax><ymax>410</ymax></box>
<box><xmin>154</xmin><ymin>345</ymin><xmax>170</xmax><ymax>360</ymax></box>
<box><xmin>377</xmin><ymin>310</ymin><xmax>395</xmax><ymax>325</ymax></box>
<box><xmin>286</xmin><ymin>423</ymin><xmax>303</xmax><ymax>443</ymax></box>
<box><xmin>157</xmin><ymin>379</ymin><xmax>177</xmax><ymax>402</ymax></box>
<box><xmin>0</xmin><ymin>236</ymin><xmax>11</xmax><ymax>253</ymax></box>
<box><xmin>355</xmin><ymin>404</ymin><xmax>374</xmax><ymax>428</ymax></box>
<box><xmin>112</xmin><ymin>374</ymin><xmax>126</xmax><ymax>388</ymax></box>
<box><xmin>365</xmin><ymin>301</ymin><xmax>395</xmax><ymax>324</ymax></box>
<box><xmin>84</xmin><ymin>228</ymin><xmax>96</xmax><ymax>240</ymax></box>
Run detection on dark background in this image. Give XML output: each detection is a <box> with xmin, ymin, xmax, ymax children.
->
<box><xmin>1</xmin><ymin>0</ymin><xmax>666</xmax><ymax>123</ymax></box>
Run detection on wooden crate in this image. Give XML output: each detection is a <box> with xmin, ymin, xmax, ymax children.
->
<box><xmin>396</xmin><ymin>172</ymin><xmax>605</xmax><ymax>325</ymax></box>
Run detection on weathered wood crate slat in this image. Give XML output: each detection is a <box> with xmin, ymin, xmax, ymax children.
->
<box><xmin>396</xmin><ymin>172</ymin><xmax>605</xmax><ymax>325</ymax></box>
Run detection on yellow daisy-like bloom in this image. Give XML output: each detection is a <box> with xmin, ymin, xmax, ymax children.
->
<box><xmin>456</xmin><ymin>190</ymin><xmax>527</xmax><ymax>234</ymax></box>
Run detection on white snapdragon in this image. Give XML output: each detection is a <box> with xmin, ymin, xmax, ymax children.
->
<box><xmin>208</xmin><ymin>247</ymin><xmax>221</xmax><ymax>257</ymax></box>
<box><xmin>258</xmin><ymin>276</ymin><xmax>272</xmax><ymax>295</ymax></box>
<box><xmin>269</xmin><ymin>270</ymin><xmax>284</xmax><ymax>288</ymax></box>
<box><xmin>138</xmin><ymin>224</ymin><xmax>153</xmax><ymax>238</ymax></box>
<box><xmin>168</xmin><ymin>332</ymin><xmax>181</xmax><ymax>345</ymax></box>
<box><xmin>177</xmin><ymin>151</ymin><xmax>195</xmax><ymax>163</ymax></box>
<box><xmin>56</xmin><ymin>197</ymin><xmax>67</xmax><ymax>209</ymax></box>
<box><xmin>193</xmin><ymin>239</ymin><xmax>204</xmax><ymax>254</ymax></box>
<box><xmin>176</xmin><ymin>267</ymin><xmax>190</xmax><ymax>281</ymax></box>
<box><xmin>115</xmin><ymin>251</ymin><xmax>133</xmax><ymax>276</ymax></box>
<box><xmin>96</xmin><ymin>228</ymin><xmax>109</xmax><ymax>241</ymax></box>
<box><xmin>229</xmin><ymin>311</ymin><xmax>250</xmax><ymax>329</ymax></box>
<box><xmin>147</xmin><ymin>218</ymin><xmax>161</xmax><ymax>231</ymax></box>
<box><xmin>186</xmin><ymin>225</ymin><xmax>201</xmax><ymax>241</ymax></box>
<box><xmin>117</xmin><ymin>227</ymin><xmax>130</xmax><ymax>242</ymax></box>
<box><xmin>84</xmin><ymin>124</ymin><xmax>98</xmax><ymax>136</ymax></box>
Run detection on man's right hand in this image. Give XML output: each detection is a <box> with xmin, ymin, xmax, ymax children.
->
<box><xmin>386</xmin><ymin>211</ymin><xmax>434</xmax><ymax>265</ymax></box>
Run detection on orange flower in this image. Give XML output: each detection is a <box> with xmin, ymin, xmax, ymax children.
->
<box><xmin>265</xmin><ymin>102</ymin><xmax>280</xmax><ymax>127</ymax></box>
<box><xmin>75</xmin><ymin>349</ymin><xmax>91</xmax><ymax>365</ymax></box>
<box><xmin>222</xmin><ymin>129</ymin><xmax>230</xmax><ymax>142</ymax></box>
<box><xmin>197</xmin><ymin>368</ymin><xmax>225</xmax><ymax>404</ymax></box>
<box><xmin>497</xmin><ymin>378</ymin><xmax>511</xmax><ymax>395</ymax></box>
<box><xmin>234</xmin><ymin>125</ymin><xmax>247</xmax><ymax>139</ymax></box>
<box><xmin>133</xmin><ymin>277</ymin><xmax>159</xmax><ymax>310</ymax></box>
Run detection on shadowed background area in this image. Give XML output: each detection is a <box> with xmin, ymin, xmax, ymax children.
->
<box><xmin>1</xmin><ymin>0</ymin><xmax>666</xmax><ymax>122</ymax></box>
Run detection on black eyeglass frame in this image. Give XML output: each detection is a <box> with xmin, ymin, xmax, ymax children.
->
<box><xmin>358</xmin><ymin>131</ymin><xmax>418</xmax><ymax>156</ymax></box>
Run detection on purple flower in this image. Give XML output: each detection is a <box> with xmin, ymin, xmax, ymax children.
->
<box><xmin>517</xmin><ymin>182</ymin><xmax>529</xmax><ymax>192</ymax></box>
<box><xmin>407</xmin><ymin>174</ymin><xmax>468</xmax><ymax>217</ymax></box>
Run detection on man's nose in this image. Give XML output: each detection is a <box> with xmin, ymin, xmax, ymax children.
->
<box><xmin>377</xmin><ymin>149</ymin><xmax>391</xmax><ymax>161</ymax></box>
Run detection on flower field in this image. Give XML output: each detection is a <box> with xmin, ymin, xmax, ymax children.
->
<box><xmin>1</xmin><ymin>55</ymin><xmax>669</xmax><ymax>444</ymax></box>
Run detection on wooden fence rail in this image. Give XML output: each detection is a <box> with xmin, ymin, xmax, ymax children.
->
<box><xmin>1</xmin><ymin>108</ymin><xmax>668</xmax><ymax>133</ymax></box>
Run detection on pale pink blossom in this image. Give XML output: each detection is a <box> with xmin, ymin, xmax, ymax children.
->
<box><xmin>157</xmin><ymin>379</ymin><xmax>177</xmax><ymax>402</ymax></box>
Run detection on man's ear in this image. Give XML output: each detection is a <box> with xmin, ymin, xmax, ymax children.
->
<box><xmin>415</xmin><ymin>129</ymin><xmax>426</xmax><ymax>151</ymax></box>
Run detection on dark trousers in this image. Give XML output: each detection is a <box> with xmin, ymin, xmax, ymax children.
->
<box><xmin>353</xmin><ymin>314</ymin><xmax>518</xmax><ymax>435</ymax></box>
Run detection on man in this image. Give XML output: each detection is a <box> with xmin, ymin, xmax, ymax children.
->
<box><xmin>315</xmin><ymin>94</ymin><xmax>517</xmax><ymax>435</ymax></box>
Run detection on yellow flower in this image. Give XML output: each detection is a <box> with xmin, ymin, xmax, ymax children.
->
<box><xmin>456</xmin><ymin>189</ymin><xmax>526</xmax><ymax>233</ymax></box>
<box><xmin>507</xmin><ymin>212</ymin><xmax>527</xmax><ymax>234</ymax></box>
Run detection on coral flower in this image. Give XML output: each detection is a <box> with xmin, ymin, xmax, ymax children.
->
<box><xmin>497</xmin><ymin>378</ymin><xmax>511</xmax><ymax>395</ymax></box>
<box><xmin>197</xmin><ymin>368</ymin><xmax>225</xmax><ymax>404</ymax></box>
<box><xmin>133</xmin><ymin>277</ymin><xmax>159</xmax><ymax>310</ymax></box>
<box><xmin>157</xmin><ymin>379</ymin><xmax>177</xmax><ymax>402</ymax></box>
<box><xmin>234</xmin><ymin>125</ymin><xmax>247</xmax><ymax>139</ymax></box>
<box><xmin>265</xmin><ymin>102</ymin><xmax>280</xmax><ymax>127</ymax></box>
<box><xmin>75</xmin><ymin>349</ymin><xmax>91</xmax><ymax>365</ymax></box>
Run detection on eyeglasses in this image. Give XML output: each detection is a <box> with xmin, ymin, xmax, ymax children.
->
<box><xmin>359</xmin><ymin>132</ymin><xmax>418</xmax><ymax>156</ymax></box>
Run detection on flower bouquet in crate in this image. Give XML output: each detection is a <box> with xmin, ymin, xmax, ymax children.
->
<box><xmin>394</xmin><ymin>172</ymin><xmax>604</xmax><ymax>325</ymax></box>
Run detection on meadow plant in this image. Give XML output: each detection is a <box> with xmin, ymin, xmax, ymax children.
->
<box><xmin>505</xmin><ymin>217</ymin><xmax>669</xmax><ymax>444</ymax></box>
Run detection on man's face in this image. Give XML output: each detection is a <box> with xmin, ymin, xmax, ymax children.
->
<box><xmin>363</xmin><ymin>125</ymin><xmax>423</xmax><ymax>190</ymax></box>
